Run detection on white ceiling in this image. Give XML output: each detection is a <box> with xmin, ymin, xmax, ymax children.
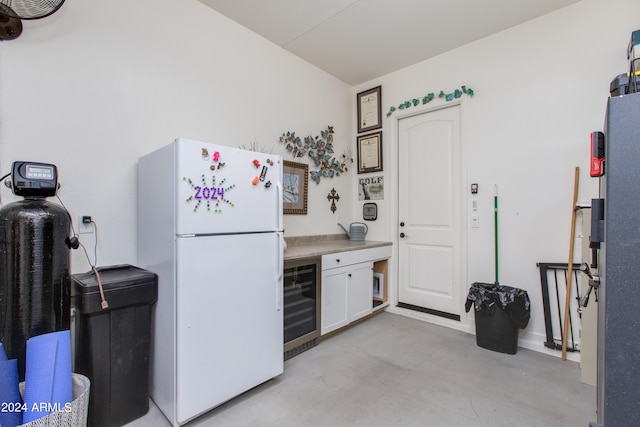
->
<box><xmin>198</xmin><ymin>0</ymin><xmax>580</xmax><ymax>86</ymax></box>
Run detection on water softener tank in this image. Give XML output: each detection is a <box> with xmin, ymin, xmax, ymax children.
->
<box><xmin>0</xmin><ymin>162</ymin><xmax>70</xmax><ymax>381</ymax></box>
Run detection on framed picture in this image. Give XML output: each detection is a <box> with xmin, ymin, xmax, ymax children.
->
<box><xmin>358</xmin><ymin>175</ymin><xmax>384</xmax><ymax>200</ymax></box>
<box><xmin>357</xmin><ymin>131</ymin><xmax>383</xmax><ymax>174</ymax></box>
<box><xmin>357</xmin><ymin>85</ymin><xmax>382</xmax><ymax>134</ymax></box>
<box><xmin>283</xmin><ymin>160</ymin><xmax>308</xmax><ymax>215</ymax></box>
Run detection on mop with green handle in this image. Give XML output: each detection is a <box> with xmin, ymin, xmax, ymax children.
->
<box><xmin>494</xmin><ymin>184</ymin><xmax>499</xmax><ymax>284</ymax></box>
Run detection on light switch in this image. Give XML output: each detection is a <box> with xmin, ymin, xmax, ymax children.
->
<box><xmin>471</xmin><ymin>215</ymin><xmax>480</xmax><ymax>228</ymax></box>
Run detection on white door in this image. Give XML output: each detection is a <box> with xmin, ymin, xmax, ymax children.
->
<box><xmin>397</xmin><ymin>105</ymin><xmax>464</xmax><ymax>319</ymax></box>
<box><xmin>174</xmin><ymin>138</ymin><xmax>283</xmax><ymax>235</ymax></box>
<box><xmin>175</xmin><ymin>232</ymin><xmax>283</xmax><ymax>423</ymax></box>
<box><xmin>348</xmin><ymin>262</ymin><xmax>373</xmax><ymax>322</ymax></box>
<box><xmin>321</xmin><ymin>267</ymin><xmax>349</xmax><ymax>335</ymax></box>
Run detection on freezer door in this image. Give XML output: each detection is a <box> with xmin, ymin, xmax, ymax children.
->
<box><xmin>175</xmin><ymin>138</ymin><xmax>283</xmax><ymax>235</ymax></box>
<box><xmin>174</xmin><ymin>232</ymin><xmax>283</xmax><ymax>424</ymax></box>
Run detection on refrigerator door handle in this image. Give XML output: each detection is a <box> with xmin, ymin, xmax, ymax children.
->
<box><xmin>276</xmin><ymin>182</ymin><xmax>283</xmax><ymax>231</ymax></box>
<box><xmin>276</xmin><ymin>233</ymin><xmax>283</xmax><ymax>311</ymax></box>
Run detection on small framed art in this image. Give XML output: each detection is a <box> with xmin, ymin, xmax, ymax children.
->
<box><xmin>283</xmin><ymin>160</ymin><xmax>308</xmax><ymax>214</ymax></box>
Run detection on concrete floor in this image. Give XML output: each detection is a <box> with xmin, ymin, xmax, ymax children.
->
<box><xmin>126</xmin><ymin>312</ymin><xmax>596</xmax><ymax>427</ymax></box>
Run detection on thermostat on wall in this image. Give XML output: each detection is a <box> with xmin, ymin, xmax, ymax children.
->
<box><xmin>363</xmin><ymin>203</ymin><xmax>377</xmax><ymax>221</ymax></box>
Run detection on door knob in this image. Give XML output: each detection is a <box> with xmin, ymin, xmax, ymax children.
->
<box><xmin>400</xmin><ymin>222</ymin><xmax>405</xmax><ymax>227</ymax></box>
<box><xmin>400</xmin><ymin>232</ymin><xmax>407</xmax><ymax>238</ymax></box>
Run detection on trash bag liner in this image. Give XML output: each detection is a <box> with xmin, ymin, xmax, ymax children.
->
<box><xmin>465</xmin><ymin>282</ymin><xmax>531</xmax><ymax>329</ymax></box>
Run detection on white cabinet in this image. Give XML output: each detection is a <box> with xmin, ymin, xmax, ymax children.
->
<box><xmin>348</xmin><ymin>262</ymin><xmax>374</xmax><ymax>322</ymax></box>
<box><xmin>320</xmin><ymin>246</ymin><xmax>391</xmax><ymax>335</ymax></box>
<box><xmin>321</xmin><ymin>265</ymin><xmax>351</xmax><ymax>334</ymax></box>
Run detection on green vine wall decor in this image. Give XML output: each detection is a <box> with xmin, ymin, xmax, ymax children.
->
<box><xmin>386</xmin><ymin>85</ymin><xmax>474</xmax><ymax>117</ymax></box>
<box><xmin>279</xmin><ymin>126</ymin><xmax>353</xmax><ymax>184</ymax></box>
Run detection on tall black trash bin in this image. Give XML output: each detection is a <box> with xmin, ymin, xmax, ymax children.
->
<box><xmin>465</xmin><ymin>282</ymin><xmax>530</xmax><ymax>354</ymax></box>
<box><xmin>71</xmin><ymin>265</ymin><xmax>157</xmax><ymax>427</ymax></box>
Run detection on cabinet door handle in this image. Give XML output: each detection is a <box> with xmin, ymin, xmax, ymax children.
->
<box><xmin>336</xmin><ymin>259</ymin><xmax>340</xmax><ymax>263</ymax></box>
<box><xmin>348</xmin><ymin>273</ymin><xmax>352</xmax><ymax>278</ymax></box>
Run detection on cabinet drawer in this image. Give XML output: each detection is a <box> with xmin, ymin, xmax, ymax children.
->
<box><xmin>321</xmin><ymin>252</ymin><xmax>352</xmax><ymax>270</ymax></box>
<box><xmin>349</xmin><ymin>246</ymin><xmax>392</xmax><ymax>265</ymax></box>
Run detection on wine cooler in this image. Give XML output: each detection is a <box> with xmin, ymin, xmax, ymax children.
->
<box><xmin>283</xmin><ymin>257</ymin><xmax>321</xmax><ymax>360</ymax></box>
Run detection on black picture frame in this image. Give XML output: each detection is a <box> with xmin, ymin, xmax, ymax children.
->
<box><xmin>357</xmin><ymin>131</ymin><xmax>383</xmax><ymax>174</ymax></box>
<box><xmin>357</xmin><ymin>86</ymin><xmax>382</xmax><ymax>134</ymax></box>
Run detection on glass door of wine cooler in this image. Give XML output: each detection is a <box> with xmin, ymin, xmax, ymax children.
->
<box><xmin>283</xmin><ymin>257</ymin><xmax>321</xmax><ymax>360</ymax></box>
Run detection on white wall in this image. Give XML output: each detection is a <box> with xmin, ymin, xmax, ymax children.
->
<box><xmin>2</xmin><ymin>0</ymin><xmax>638</xmax><ymax>357</ymax></box>
<box><xmin>353</xmin><ymin>0</ymin><xmax>639</xmax><ymax>355</ymax></box>
<box><xmin>0</xmin><ymin>0</ymin><xmax>355</xmax><ymax>273</ymax></box>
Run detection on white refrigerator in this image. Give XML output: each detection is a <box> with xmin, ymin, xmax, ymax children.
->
<box><xmin>137</xmin><ymin>138</ymin><xmax>284</xmax><ymax>426</ymax></box>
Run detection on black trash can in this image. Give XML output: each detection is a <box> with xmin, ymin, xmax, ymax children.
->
<box><xmin>71</xmin><ymin>265</ymin><xmax>157</xmax><ymax>427</ymax></box>
<box><xmin>465</xmin><ymin>282</ymin><xmax>530</xmax><ymax>355</ymax></box>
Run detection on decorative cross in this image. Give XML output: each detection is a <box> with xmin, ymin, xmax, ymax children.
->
<box><xmin>327</xmin><ymin>188</ymin><xmax>340</xmax><ymax>213</ymax></box>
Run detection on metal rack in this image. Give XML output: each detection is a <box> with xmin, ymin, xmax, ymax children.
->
<box><xmin>537</xmin><ymin>262</ymin><xmax>582</xmax><ymax>353</ymax></box>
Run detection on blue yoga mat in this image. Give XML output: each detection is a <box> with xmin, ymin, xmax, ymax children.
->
<box><xmin>0</xmin><ymin>357</ymin><xmax>23</xmax><ymax>427</ymax></box>
<box><xmin>22</xmin><ymin>330</ymin><xmax>73</xmax><ymax>423</ymax></box>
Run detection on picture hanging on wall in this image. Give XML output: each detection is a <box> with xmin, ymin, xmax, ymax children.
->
<box><xmin>357</xmin><ymin>85</ymin><xmax>382</xmax><ymax>134</ymax></box>
<box><xmin>357</xmin><ymin>131</ymin><xmax>383</xmax><ymax>174</ymax></box>
<box><xmin>358</xmin><ymin>175</ymin><xmax>384</xmax><ymax>200</ymax></box>
<box><xmin>283</xmin><ymin>160</ymin><xmax>308</xmax><ymax>215</ymax></box>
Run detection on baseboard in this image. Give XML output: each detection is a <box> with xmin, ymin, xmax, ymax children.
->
<box><xmin>386</xmin><ymin>306</ymin><xmax>581</xmax><ymax>362</ymax></box>
<box><xmin>386</xmin><ymin>305</ymin><xmax>474</xmax><ymax>334</ymax></box>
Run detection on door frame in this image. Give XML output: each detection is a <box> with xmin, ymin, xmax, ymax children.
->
<box><xmin>386</xmin><ymin>99</ymin><xmax>472</xmax><ymax>333</ymax></box>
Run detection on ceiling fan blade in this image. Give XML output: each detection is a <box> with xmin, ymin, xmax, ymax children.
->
<box><xmin>0</xmin><ymin>0</ymin><xmax>65</xmax><ymax>20</ymax></box>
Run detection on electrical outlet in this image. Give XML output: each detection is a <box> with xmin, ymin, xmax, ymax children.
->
<box><xmin>78</xmin><ymin>215</ymin><xmax>93</xmax><ymax>234</ymax></box>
